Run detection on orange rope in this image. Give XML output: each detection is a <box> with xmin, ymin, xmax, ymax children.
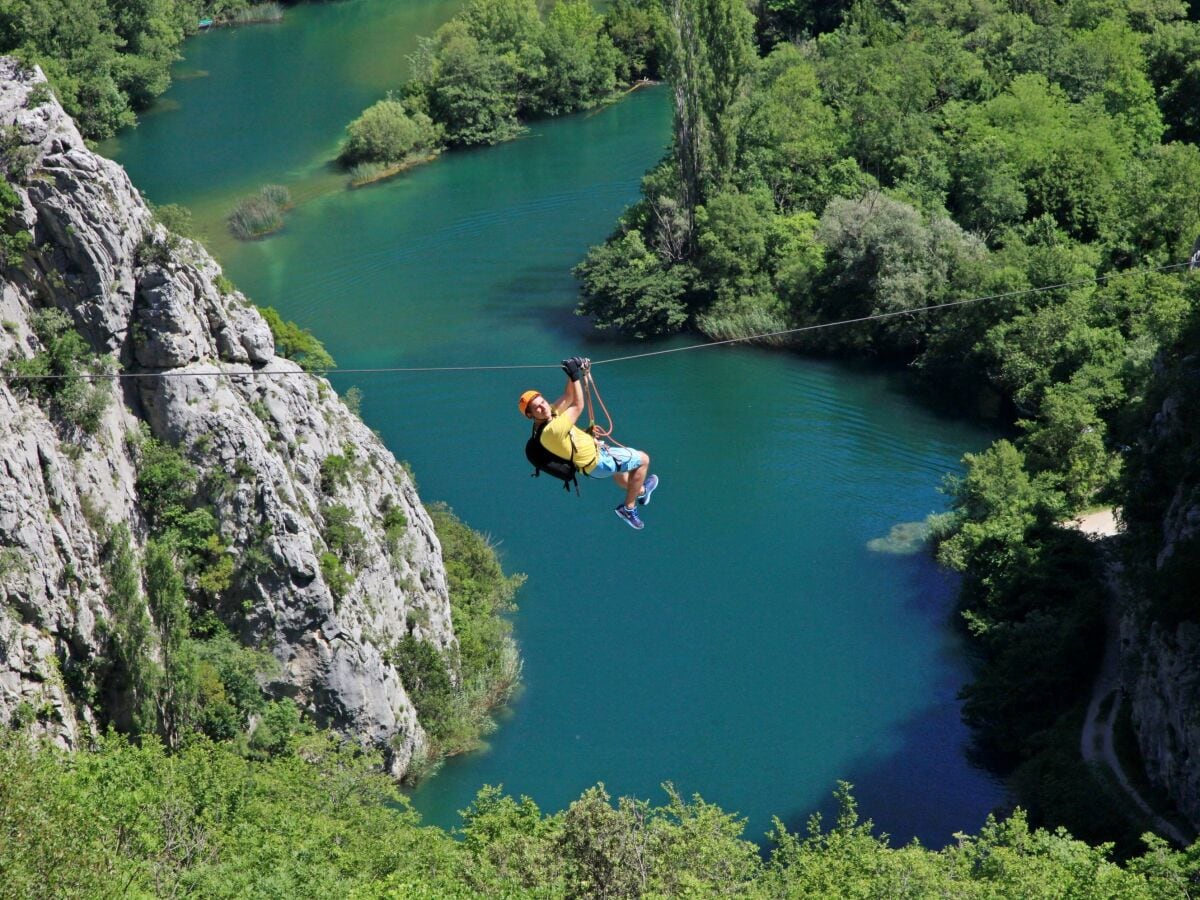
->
<box><xmin>584</xmin><ymin>371</ymin><xmax>627</xmax><ymax>448</ymax></box>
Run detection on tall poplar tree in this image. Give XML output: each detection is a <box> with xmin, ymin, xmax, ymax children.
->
<box><xmin>661</xmin><ymin>0</ymin><xmax>755</xmax><ymax>246</ymax></box>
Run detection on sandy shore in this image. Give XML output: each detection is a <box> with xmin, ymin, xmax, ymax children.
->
<box><xmin>1066</xmin><ymin>508</ymin><xmax>1120</xmax><ymax>538</ymax></box>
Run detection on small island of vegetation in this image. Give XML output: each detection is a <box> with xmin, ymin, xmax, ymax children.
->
<box><xmin>334</xmin><ymin>0</ymin><xmax>664</xmax><ymax>184</ymax></box>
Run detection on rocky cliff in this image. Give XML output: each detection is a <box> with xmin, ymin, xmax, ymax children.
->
<box><xmin>0</xmin><ymin>59</ymin><xmax>456</xmax><ymax>774</ymax></box>
<box><xmin>1119</xmin><ymin>331</ymin><xmax>1200</xmax><ymax>829</ymax></box>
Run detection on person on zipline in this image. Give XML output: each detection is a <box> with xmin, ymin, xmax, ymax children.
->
<box><xmin>519</xmin><ymin>356</ymin><xmax>659</xmax><ymax>530</ymax></box>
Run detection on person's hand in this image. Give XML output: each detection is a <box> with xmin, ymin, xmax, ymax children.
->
<box><xmin>561</xmin><ymin>356</ymin><xmax>588</xmax><ymax>381</ymax></box>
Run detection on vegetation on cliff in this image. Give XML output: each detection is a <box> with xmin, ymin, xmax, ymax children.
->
<box><xmin>1119</xmin><ymin>307</ymin><xmax>1200</xmax><ymax>628</ymax></box>
<box><xmin>96</xmin><ymin>417</ymin><xmax>522</xmax><ymax>773</ymax></box>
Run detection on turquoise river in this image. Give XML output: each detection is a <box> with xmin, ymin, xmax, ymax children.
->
<box><xmin>103</xmin><ymin>0</ymin><xmax>1007</xmax><ymax>845</ymax></box>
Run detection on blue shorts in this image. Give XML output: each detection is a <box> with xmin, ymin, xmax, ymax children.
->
<box><xmin>588</xmin><ymin>444</ymin><xmax>644</xmax><ymax>478</ymax></box>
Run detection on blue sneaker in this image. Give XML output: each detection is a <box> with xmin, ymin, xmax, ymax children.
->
<box><xmin>615</xmin><ymin>504</ymin><xmax>644</xmax><ymax>530</ymax></box>
<box><xmin>637</xmin><ymin>474</ymin><xmax>659</xmax><ymax>506</ymax></box>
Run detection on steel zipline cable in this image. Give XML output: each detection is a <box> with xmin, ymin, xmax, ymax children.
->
<box><xmin>3</xmin><ymin>259</ymin><xmax>1192</xmax><ymax>382</ymax></box>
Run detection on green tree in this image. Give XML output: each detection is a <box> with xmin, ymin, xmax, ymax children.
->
<box><xmin>574</xmin><ymin>230</ymin><xmax>692</xmax><ymax>337</ymax></box>
<box><xmin>1110</xmin><ymin>140</ymin><xmax>1200</xmax><ymax>266</ymax></box>
<box><xmin>144</xmin><ymin>538</ymin><xmax>196</xmax><ymax>748</ymax></box>
<box><xmin>943</xmin><ymin>74</ymin><xmax>1133</xmax><ymax>242</ymax></box>
<box><xmin>426</xmin><ymin>20</ymin><xmax>522</xmax><ymax>146</ymax></box>
<box><xmin>736</xmin><ymin>45</ymin><xmax>863</xmax><ymax>211</ymax></box>
<box><xmin>99</xmin><ymin>525</ymin><xmax>160</xmax><ymax>736</ymax></box>
<box><xmin>1059</xmin><ymin>17</ymin><xmax>1163</xmax><ymax>147</ymax></box>
<box><xmin>534</xmin><ymin>0</ymin><xmax>620</xmax><ymax>116</ymax></box>
<box><xmin>660</xmin><ymin>0</ymin><xmax>755</xmax><ymax>234</ymax></box>
<box><xmin>339</xmin><ymin>97</ymin><xmax>440</xmax><ymax>166</ymax></box>
<box><xmin>603</xmin><ymin>0</ymin><xmax>663</xmax><ymax>81</ymax></box>
<box><xmin>1144</xmin><ymin>19</ymin><xmax>1200</xmax><ymax>143</ymax></box>
<box><xmin>812</xmin><ymin>192</ymin><xmax>985</xmax><ymax>353</ymax></box>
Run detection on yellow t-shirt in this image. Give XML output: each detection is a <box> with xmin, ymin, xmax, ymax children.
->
<box><xmin>539</xmin><ymin>411</ymin><xmax>599</xmax><ymax>474</ymax></box>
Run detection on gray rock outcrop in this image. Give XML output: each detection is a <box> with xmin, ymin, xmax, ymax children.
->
<box><xmin>1119</xmin><ymin>349</ymin><xmax>1200</xmax><ymax>828</ymax></box>
<box><xmin>0</xmin><ymin>59</ymin><xmax>455</xmax><ymax>774</ymax></box>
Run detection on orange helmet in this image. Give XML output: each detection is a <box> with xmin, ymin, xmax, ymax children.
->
<box><xmin>518</xmin><ymin>390</ymin><xmax>540</xmax><ymax>415</ymax></box>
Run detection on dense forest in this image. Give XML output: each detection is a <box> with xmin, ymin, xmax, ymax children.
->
<box><xmin>3</xmin><ymin>0</ymin><xmax>1200</xmax><ymax>891</ymax></box>
<box><xmin>571</xmin><ymin>0</ymin><xmax>1200</xmax><ymax>849</ymax></box>
<box><xmin>5</xmin><ymin>732</ymin><xmax>1200</xmax><ymax>897</ymax></box>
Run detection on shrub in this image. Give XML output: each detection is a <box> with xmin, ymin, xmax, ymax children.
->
<box><xmin>226</xmin><ymin>185</ymin><xmax>291</xmax><ymax>240</ymax></box>
<box><xmin>429</xmin><ymin>503</ymin><xmax>524</xmax><ymax>712</ymax></box>
<box><xmin>387</xmin><ymin>634</ymin><xmax>455</xmax><ymax>740</ymax></box>
<box><xmin>320</xmin><ymin>452</ymin><xmax>354</xmax><ymax>494</ymax></box>
<box><xmin>0</xmin><ymin>178</ymin><xmax>32</xmax><ymax>267</ymax></box>
<box><xmin>319</xmin><ymin>551</ymin><xmax>352</xmax><ymax>599</ymax></box>
<box><xmin>133</xmin><ymin>427</ymin><xmax>198</xmax><ymax>531</ymax></box>
<box><xmin>8</xmin><ymin>308</ymin><xmax>111</xmax><ymax>434</ymax></box>
<box><xmin>380</xmin><ymin>496</ymin><xmax>407</xmax><ymax>553</ymax></box>
<box><xmin>322</xmin><ymin>503</ymin><xmax>365</xmax><ymax>563</ymax></box>
<box><xmin>339</xmin><ymin>98</ymin><xmax>440</xmax><ymax>167</ymax></box>
<box><xmin>150</xmin><ymin>202</ymin><xmax>198</xmax><ymax>241</ymax></box>
<box><xmin>257</xmin><ymin>306</ymin><xmax>336</xmax><ymax>372</ymax></box>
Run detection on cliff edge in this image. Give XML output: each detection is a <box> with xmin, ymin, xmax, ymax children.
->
<box><xmin>0</xmin><ymin>59</ymin><xmax>457</xmax><ymax>775</ymax></box>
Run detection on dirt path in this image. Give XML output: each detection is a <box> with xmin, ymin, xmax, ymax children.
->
<box><xmin>1077</xmin><ymin>517</ymin><xmax>1192</xmax><ymax>846</ymax></box>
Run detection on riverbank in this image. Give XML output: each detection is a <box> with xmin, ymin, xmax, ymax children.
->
<box><xmin>1067</xmin><ymin>509</ymin><xmax>1121</xmax><ymax>538</ymax></box>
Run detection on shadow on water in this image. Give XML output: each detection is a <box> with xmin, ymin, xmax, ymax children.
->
<box><xmin>786</xmin><ymin>698</ymin><xmax>1007</xmax><ymax>851</ymax></box>
<box><xmin>774</xmin><ymin>553</ymin><xmax>1007</xmax><ymax>849</ymax></box>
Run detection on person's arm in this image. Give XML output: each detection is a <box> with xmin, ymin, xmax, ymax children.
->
<box><xmin>552</xmin><ymin>357</ymin><xmax>589</xmax><ymax>425</ymax></box>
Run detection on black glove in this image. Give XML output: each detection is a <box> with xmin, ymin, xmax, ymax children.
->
<box><xmin>561</xmin><ymin>356</ymin><xmax>589</xmax><ymax>381</ymax></box>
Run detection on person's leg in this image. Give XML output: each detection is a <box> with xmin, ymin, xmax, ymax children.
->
<box><xmin>621</xmin><ymin>452</ymin><xmax>649</xmax><ymax>509</ymax></box>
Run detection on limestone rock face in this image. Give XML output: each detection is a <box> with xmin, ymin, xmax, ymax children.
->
<box><xmin>0</xmin><ymin>60</ymin><xmax>454</xmax><ymax>774</ymax></box>
<box><xmin>1123</xmin><ymin>618</ymin><xmax>1200</xmax><ymax>828</ymax></box>
<box><xmin>1119</xmin><ymin>351</ymin><xmax>1200</xmax><ymax>829</ymax></box>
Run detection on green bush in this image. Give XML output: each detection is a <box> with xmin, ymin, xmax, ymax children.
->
<box><xmin>149</xmin><ymin>201</ymin><xmax>198</xmax><ymax>241</ymax></box>
<box><xmin>319</xmin><ymin>550</ymin><xmax>352</xmax><ymax>600</ymax></box>
<box><xmin>322</xmin><ymin>503</ymin><xmax>364</xmax><ymax>563</ymax></box>
<box><xmin>226</xmin><ymin>184</ymin><xmax>291</xmax><ymax>240</ymax></box>
<box><xmin>258</xmin><ymin>305</ymin><xmax>336</xmax><ymax>372</ymax></box>
<box><xmin>0</xmin><ymin>178</ymin><xmax>32</xmax><ymax>267</ymax></box>
<box><xmin>339</xmin><ymin>98</ymin><xmax>440</xmax><ymax>166</ymax></box>
<box><xmin>133</xmin><ymin>426</ymin><xmax>198</xmax><ymax>530</ymax></box>
<box><xmin>320</xmin><ymin>451</ymin><xmax>353</xmax><ymax>494</ymax></box>
<box><xmin>380</xmin><ymin>496</ymin><xmax>407</xmax><ymax>553</ymax></box>
<box><xmin>8</xmin><ymin>308</ymin><xmax>111</xmax><ymax>434</ymax></box>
